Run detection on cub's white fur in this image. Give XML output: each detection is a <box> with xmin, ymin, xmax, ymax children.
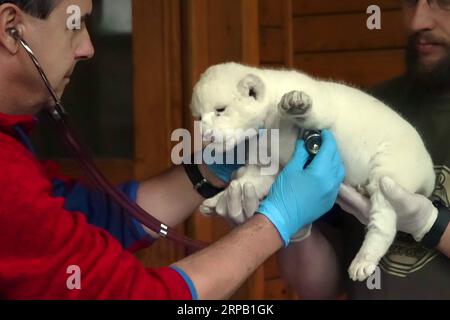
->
<box><xmin>191</xmin><ymin>62</ymin><xmax>435</xmax><ymax>281</ymax></box>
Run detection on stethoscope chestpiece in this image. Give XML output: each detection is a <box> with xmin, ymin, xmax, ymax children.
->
<box><xmin>303</xmin><ymin>130</ymin><xmax>322</xmax><ymax>156</ymax></box>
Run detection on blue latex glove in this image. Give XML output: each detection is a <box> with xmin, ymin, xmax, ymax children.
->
<box><xmin>258</xmin><ymin>130</ymin><xmax>345</xmax><ymax>246</ymax></box>
<box><xmin>206</xmin><ymin>129</ymin><xmax>266</xmax><ymax>182</ymax></box>
<box><xmin>207</xmin><ymin>161</ymin><xmax>243</xmax><ymax>184</ymax></box>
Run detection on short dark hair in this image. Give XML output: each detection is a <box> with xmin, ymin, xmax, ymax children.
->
<box><xmin>0</xmin><ymin>0</ymin><xmax>60</xmax><ymax>19</ymax></box>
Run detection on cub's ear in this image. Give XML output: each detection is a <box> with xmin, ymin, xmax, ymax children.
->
<box><xmin>237</xmin><ymin>74</ymin><xmax>265</xmax><ymax>101</ymax></box>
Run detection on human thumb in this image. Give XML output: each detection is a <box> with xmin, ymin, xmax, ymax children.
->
<box><xmin>380</xmin><ymin>176</ymin><xmax>409</xmax><ymax>205</ymax></box>
<box><xmin>284</xmin><ymin>140</ymin><xmax>309</xmax><ymax>173</ymax></box>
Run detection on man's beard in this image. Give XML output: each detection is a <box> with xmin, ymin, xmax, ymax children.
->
<box><xmin>405</xmin><ymin>33</ymin><xmax>450</xmax><ymax>93</ymax></box>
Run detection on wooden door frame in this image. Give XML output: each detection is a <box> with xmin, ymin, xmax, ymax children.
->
<box><xmin>132</xmin><ymin>0</ymin><xmax>186</xmax><ymax>266</ymax></box>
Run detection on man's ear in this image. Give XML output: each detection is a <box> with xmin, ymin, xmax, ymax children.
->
<box><xmin>0</xmin><ymin>4</ymin><xmax>25</xmax><ymax>54</ymax></box>
<box><xmin>237</xmin><ymin>74</ymin><xmax>265</xmax><ymax>101</ymax></box>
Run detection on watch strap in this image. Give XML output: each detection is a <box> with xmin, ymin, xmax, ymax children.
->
<box><xmin>183</xmin><ymin>162</ymin><xmax>225</xmax><ymax>199</ymax></box>
<box><xmin>421</xmin><ymin>201</ymin><xmax>450</xmax><ymax>249</ymax></box>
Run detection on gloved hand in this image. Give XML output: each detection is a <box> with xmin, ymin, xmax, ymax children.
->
<box><xmin>258</xmin><ymin>130</ymin><xmax>345</xmax><ymax>246</ymax></box>
<box><xmin>338</xmin><ymin>177</ymin><xmax>438</xmax><ymax>242</ymax></box>
<box><xmin>211</xmin><ymin>179</ymin><xmax>260</xmax><ymax>224</ymax></box>
<box><xmin>211</xmin><ymin>180</ymin><xmax>313</xmax><ymax>242</ymax></box>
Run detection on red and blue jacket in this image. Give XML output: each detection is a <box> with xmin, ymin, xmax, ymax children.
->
<box><xmin>0</xmin><ymin>112</ymin><xmax>196</xmax><ymax>300</ymax></box>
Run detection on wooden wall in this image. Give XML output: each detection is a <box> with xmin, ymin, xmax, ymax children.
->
<box><xmin>259</xmin><ymin>0</ymin><xmax>294</xmax><ymax>67</ymax></box>
<box><xmin>260</xmin><ymin>0</ymin><xmax>406</xmax><ymax>88</ymax></box>
<box><xmin>292</xmin><ymin>0</ymin><xmax>406</xmax><ymax>88</ymax></box>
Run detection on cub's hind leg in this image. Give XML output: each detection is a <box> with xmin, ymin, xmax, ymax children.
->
<box><xmin>348</xmin><ymin>180</ymin><xmax>397</xmax><ymax>281</ymax></box>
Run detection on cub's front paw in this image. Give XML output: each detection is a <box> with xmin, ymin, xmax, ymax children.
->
<box><xmin>278</xmin><ymin>90</ymin><xmax>312</xmax><ymax>118</ymax></box>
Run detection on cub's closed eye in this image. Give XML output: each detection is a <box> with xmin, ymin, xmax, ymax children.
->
<box><xmin>215</xmin><ymin>106</ymin><xmax>227</xmax><ymax>113</ymax></box>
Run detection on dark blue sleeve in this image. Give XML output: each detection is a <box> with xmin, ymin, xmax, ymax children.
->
<box><xmin>52</xmin><ymin>179</ymin><xmax>153</xmax><ymax>250</ymax></box>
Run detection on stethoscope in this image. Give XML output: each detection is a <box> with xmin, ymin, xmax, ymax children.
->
<box><xmin>8</xmin><ymin>27</ymin><xmax>322</xmax><ymax>251</ymax></box>
<box><xmin>8</xmin><ymin>27</ymin><xmax>207</xmax><ymax>251</ymax></box>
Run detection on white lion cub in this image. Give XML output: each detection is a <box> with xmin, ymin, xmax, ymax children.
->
<box><xmin>190</xmin><ymin>62</ymin><xmax>435</xmax><ymax>281</ymax></box>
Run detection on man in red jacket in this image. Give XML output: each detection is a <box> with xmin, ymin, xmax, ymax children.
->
<box><xmin>0</xmin><ymin>0</ymin><xmax>345</xmax><ymax>299</ymax></box>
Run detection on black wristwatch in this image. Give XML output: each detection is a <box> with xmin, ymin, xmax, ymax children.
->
<box><xmin>183</xmin><ymin>162</ymin><xmax>224</xmax><ymax>199</ymax></box>
<box><xmin>421</xmin><ymin>201</ymin><xmax>450</xmax><ymax>249</ymax></box>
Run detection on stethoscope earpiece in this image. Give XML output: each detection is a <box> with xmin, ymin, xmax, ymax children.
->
<box><xmin>8</xmin><ymin>27</ymin><xmax>20</xmax><ymax>40</ymax></box>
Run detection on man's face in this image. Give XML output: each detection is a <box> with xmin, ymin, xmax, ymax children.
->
<box><xmin>402</xmin><ymin>0</ymin><xmax>450</xmax><ymax>89</ymax></box>
<box><xmin>22</xmin><ymin>0</ymin><xmax>94</xmax><ymax>104</ymax></box>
